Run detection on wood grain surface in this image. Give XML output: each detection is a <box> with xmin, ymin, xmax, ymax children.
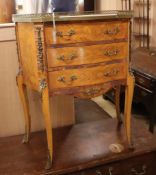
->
<box><xmin>47</xmin><ymin>42</ymin><xmax>128</xmax><ymax>68</ymax></box>
<box><xmin>17</xmin><ymin>23</ymin><xmax>39</xmax><ymax>90</ymax></box>
<box><xmin>45</xmin><ymin>21</ymin><xmax>128</xmax><ymax>45</ymax></box>
<box><xmin>48</xmin><ymin>62</ymin><xmax>126</xmax><ymax>89</ymax></box>
<box><xmin>0</xmin><ymin>117</ymin><xmax>156</xmax><ymax>175</ymax></box>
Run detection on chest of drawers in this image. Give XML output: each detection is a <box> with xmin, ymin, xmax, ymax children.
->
<box><xmin>13</xmin><ymin>11</ymin><xmax>134</xmax><ymax>169</ymax></box>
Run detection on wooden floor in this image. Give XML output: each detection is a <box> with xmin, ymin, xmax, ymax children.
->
<box><xmin>0</xmin><ymin>99</ymin><xmax>155</xmax><ymax>175</ymax></box>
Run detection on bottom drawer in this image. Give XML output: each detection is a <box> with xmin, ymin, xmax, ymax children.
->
<box><xmin>69</xmin><ymin>152</ymin><xmax>156</xmax><ymax>175</ymax></box>
<box><xmin>122</xmin><ymin>153</ymin><xmax>155</xmax><ymax>175</ymax></box>
<box><xmin>48</xmin><ymin>63</ymin><xmax>126</xmax><ymax>90</ymax></box>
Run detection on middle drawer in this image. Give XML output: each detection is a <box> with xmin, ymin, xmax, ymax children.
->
<box><xmin>47</xmin><ymin>42</ymin><xmax>128</xmax><ymax>68</ymax></box>
<box><xmin>48</xmin><ymin>62</ymin><xmax>126</xmax><ymax>90</ymax></box>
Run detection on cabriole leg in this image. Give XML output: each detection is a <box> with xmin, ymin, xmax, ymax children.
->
<box><xmin>124</xmin><ymin>74</ymin><xmax>134</xmax><ymax>148</ymax></box>
<box><xmin>41</xmin><ymin>86</ymin><xmax>53</xmax><ymax>170</ymax></box>
<box><xmin>16</xmin><ymin>73</ymin><xmax>31</xmax><ymax>143</ymax></box>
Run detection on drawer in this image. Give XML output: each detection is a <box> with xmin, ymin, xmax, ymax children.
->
<box><xmin>133</xmin><ymin>72</ymin><xmax>155</xmax><ymax>91</ymax></box>
<box><xmin>47</xmin><ymin>42</ymin><xmax>128</xmax><ymax>68</ymax></box>
<box><xmin>135</xmin><ymin>84</ymin><xmax>153</xmax><ymax>96</ymax></box>
<box><xmin>48</xmin><ymin>63</ymin><xmax>126</xmax><ymax>89</ymax></box>
<box><xmin>45</xmin><ymin>21</ymin><xmax>128</xmax><ymax>45</ymax></box>
<box><xmin>122</xmin><ymin>153</ymin><xmax>156</xmax><ymax>175</ymax></box>
<box><xmin>69</xmin><ymin>153</ymin><xmax>156</xmax><ymax>175</ymax></box>
<box><xmin>71</xmin><ymin>166</ymin><xmax>120</xmax><ymax>175</ymax></box>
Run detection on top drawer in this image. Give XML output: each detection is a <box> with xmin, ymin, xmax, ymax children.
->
<box><xmin>45</xmin><ymin>21</ymin><xmax>129</xmax><ymax>45</ymax></box>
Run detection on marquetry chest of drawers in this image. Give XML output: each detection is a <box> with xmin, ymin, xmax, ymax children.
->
<box><xmin>13</xmin><ymin>11</ymin><xmax>134</xmax><ymax>169</ymax></box>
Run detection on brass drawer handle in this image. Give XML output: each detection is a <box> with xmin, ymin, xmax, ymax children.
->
<box><xmin>104</xmin><ymin>49</ymin><xmax>119</xmax><ymax>57</ymax></box>
<box><xmin>57</xmin><ymin>75</ymin><xmax>77</xmax><ymax>85</ymax></box>
<box><xmin>140</xmin><ymin>90</ymin><xmax>148</xmax><ymax>97</ymax></box>
<box><xmin>56</xmin><ymin>53</ymin><xmax>77</xmax><ymax>62</ymax></box>
<box><xmin>96</xmin><ymin>167</ymin><xmax>113</xmax><ymax>175</ymax></box>
<box><xmin>104</xmin><ymin>69</ymin><xmax>119</xmax><ymax>77</ymax></box>
<box><xmin>84</xmin><ymin>88</ymin><xmax>101</xmax><ymax>96</ymax></box>
<box><xmin>56</xmin><ymin>29</ymin><xmax>76</xmax><ymax>38</ymax></box>
<box><xmin>137</xmin><ymin>77</ymin><xmax>145</xmax><ymax>84</ymax></box>
<box><xmin>131</xmin><ymin>165</ymin><xmax>147</xmax><ymax>175</ymax></box>
<box><xmin>104</xmin><ymin>27</ymin><xmax>120</xmax><ymax>36</ymax></box>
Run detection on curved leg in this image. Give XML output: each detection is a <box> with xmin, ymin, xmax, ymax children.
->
<box><xmin>115</xmin><ymin>86</ymin><xmax>122</xmax><ymax>127</ymax></box>
<box><xmin>16</xmin><ymin>73</ymin><xmax>31</xmax><ymax>143</ymax></box>
<box><xmin>41</xmin><ymin>86</ymin><xmax>53</xmax><ymax>170</ymax></box>
<box><xmin>124</xmin><ymin>74</ymin><xmax>134</xmax><ymax>148</ymax></box>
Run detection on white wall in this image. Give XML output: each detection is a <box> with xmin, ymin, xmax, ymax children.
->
<box><xmin>96</xmin><ymin>0</ymin><xmax>118</xmax><ymax>10</ymax></box>
<box><xmin>151</xmin><ymin>0</ymin><xmax>156</xmax><ymax>46</ymax></box>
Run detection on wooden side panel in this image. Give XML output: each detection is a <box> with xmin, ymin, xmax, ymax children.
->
<box><xmin>17</xmin><ymin>23</ymin><xmax>38</xmax><ymax>90</ymax></box>
<box><xmin>47</xmin><ymin>42</ymin><xmax>128</xmax><ymax>68</ymax></box>
<box><xmin>45</xmin><ymin>21</ymin><xmax>128</xmax><ymax>45</ymax></box>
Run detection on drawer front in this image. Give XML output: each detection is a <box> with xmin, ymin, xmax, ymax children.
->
<box><xmin>122</xmin><ymin>153</ymin><xmax>156</xmax><ymax>175</ymax></box>
<box><xmin>69</xmin><ymin>153</ymin><xmax>156</xmax><ymax>175</ymax></box>
<box><xmin>71</xmin><ymin>166</ymin><xmax>119</xmax><ymax>175</ymax></box>
<box><xmin>47</xmin><ymin>42</ymin><xmax>128</xmax><ymax>68</ymax></box>
<box><xmin>135</xmin><ymin>84</ymin><xmax>153</xmax><ymax>96</ymax></box>
<box><xmin>45</xmin><ymin>21</ymin><xmax>128</xmax><ymax>45</ymax></box>
<box><xmin>133</xmin><ymin>72</ymin><xmax>155</xmax><ymax>91</ymax></box>
<box><xmin>48</xmin><ymin>63</ymin><xmax>126</xmax><ymax>89</ymax></box>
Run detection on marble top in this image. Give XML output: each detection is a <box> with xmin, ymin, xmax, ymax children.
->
<box><xmin>13</xmin><ymin>10</ymin><xmax>133</xmax><ymax>23</ymax></box>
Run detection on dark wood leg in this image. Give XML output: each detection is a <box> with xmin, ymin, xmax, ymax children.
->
<box><xmin>149</xmin><ymin>87</ymin><xmax>156</xmax><ymax>133</ymax></box>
